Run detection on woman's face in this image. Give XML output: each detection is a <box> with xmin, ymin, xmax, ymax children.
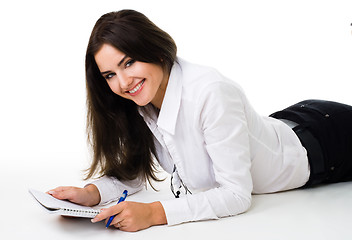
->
<box><xmin>94</xmin><ymin>43</ymin><xmax>169</xmax><ymax>109</ymax></box>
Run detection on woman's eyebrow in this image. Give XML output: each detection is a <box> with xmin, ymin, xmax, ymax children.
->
<box><xmin>100</xmin><ymin>55</ymin><xmax>128</xmax><ymax>75</ymax></box>
<box><xmin>101</xmin><ymin>70</ymin><xmax>111</xmax><ymax>75</ymax></box>
<box><xmin>117</xmin><ymin>55</ymin><xmax>128</xmax><ymax>67</ymax></box>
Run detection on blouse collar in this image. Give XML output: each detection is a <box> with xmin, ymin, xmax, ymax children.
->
<box><xmin>139</xmin><ymin>59</ymin><xmax>183</xmax><ymax>135</ymax></box>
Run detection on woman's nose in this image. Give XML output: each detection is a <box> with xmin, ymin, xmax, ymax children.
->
<box><xmin>118</xmin><ymin>73</ymin><xmax>133</xmax><ymax>90</ymax></box>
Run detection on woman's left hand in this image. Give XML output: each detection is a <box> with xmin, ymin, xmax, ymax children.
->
<box><xmin>91</xmin><ymin>201</ymin><xmax>167</xmax><ymax>232</ymax></box>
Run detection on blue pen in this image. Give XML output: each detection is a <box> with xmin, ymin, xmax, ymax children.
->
<box><xmin>106</xmin><ymin>190</ymin><xmax>128</xmax><ymax>228</ymax></box>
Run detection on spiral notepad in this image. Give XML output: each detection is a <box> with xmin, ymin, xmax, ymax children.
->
<box><xmin>29</xmin><ymin>189</ymin><xmax>101</xmax><ymax>218</ymax></box>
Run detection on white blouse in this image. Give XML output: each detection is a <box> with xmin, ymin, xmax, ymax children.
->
<box><xmin>91</xmin><ymin>58</ymin><xmax>310</xmax><ymax>226</ymax></box>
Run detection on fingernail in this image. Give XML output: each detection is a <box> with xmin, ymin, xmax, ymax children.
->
<box><xmin>48</xmin><ymin>191</ymin><xmax>55</xmax><ymax>195</ymax></box>
<box><xmin>91</xmin><ymin>218</ymin><xmax>97</xmax><ymax>223</ymax></box>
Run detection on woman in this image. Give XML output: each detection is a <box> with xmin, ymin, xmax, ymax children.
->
<box><xmin>49</xmin><ymin>9</ymin><xmax>352</xmax><ymax>232</ymax></box>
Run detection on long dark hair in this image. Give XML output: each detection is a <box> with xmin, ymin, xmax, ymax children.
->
<box><xmin>84</xmin><ymin>10</ymin><xmax>177</xmax><ymax>185</ymax></box>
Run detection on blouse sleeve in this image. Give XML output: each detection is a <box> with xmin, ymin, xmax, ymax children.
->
<box><xmin>160</xmin><ymin>80</ymin><xmax>253</xmax><ymax>225</ymax></box>
<box><xmin>89</xmin><ymin>176</ymin><xmax>145</xmax><ymax>205</ymax></box>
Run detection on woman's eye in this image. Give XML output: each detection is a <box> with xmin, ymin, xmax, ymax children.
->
<box><xmin>104</xmin><ymin>73</ymin><xmax>115</xmax><ymax>80</ymax></box>
<box><xmin>125</xmin><ymin>59</ymin><xmax>136</xmax><ymax>68</ymax></box>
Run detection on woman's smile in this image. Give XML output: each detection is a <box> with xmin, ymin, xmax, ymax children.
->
<box><xmin>127</xmin><ymin>79</ymin><xmax>145</xmax><ymax>96</ymax></box>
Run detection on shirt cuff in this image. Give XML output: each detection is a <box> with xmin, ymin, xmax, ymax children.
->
<box><xmin>160</xmin><ymin>197</ymin><xmax>193</xmax><ymax>226</ymax></box>
<box><xmin>87</xmin><ymin>175</ymin><xmax>145</xmax><ymax>205</ymax></box>
<box><xmin>88</xmin><ymin>176</ymin><xmax>121</xmax><ymax>205</ymax></box>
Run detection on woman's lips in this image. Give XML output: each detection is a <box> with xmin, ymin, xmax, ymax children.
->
<box><xmin>127</xmin><ymin>79</ymin><xmax>145</xmax><ymax>96</ymax></box>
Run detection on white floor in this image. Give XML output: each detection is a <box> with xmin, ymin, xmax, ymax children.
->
<box><xmin>1</xmin><ymin>154</ymin><xmax>351</xmax><ymax>240</ymax></box>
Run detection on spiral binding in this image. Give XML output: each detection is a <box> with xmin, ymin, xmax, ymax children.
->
<box><xmin>62</xmin><ymin>208</ymin><xmax>100</xmax><ymax>217</ymax></box>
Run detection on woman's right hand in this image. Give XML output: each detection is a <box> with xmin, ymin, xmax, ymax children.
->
<box><xmin>47</xmin><ymin>184</ymin><xmax>101</xmax><ymax>207</ymax></box>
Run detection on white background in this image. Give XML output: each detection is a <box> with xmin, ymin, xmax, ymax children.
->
<box><xmin>1</xmin><ymin>0</ymin><xmax>351</xmax><ymax>163</ymax></box>
<box><xmin>0</xmin><ymin>0</ymin><xmax>351</xmax><ymax>239</ymax></box>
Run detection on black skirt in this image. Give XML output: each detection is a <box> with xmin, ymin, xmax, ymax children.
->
<box><xmin>270</xmin><ymin>99</ymin><xmax>352</xmax><ymax>187</ymax></box>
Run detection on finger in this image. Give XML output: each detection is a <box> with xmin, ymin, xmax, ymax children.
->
<box><xmin>47</xmin><ymin>186</ymin><xmax>67</xmax><ymax>197</ymax></box>
<box><xmin>110</xmin><ymin>215</ymin><xmax>123</xmax><ymax>226</ymax></box>
<box><xmin>92</xmin><ymin>204</ymin><xmax>123</xmax><ymax>223</ymax></box>
<box><xmin>103</xmin><ymin>213</ymin><xmax>118</xmax><ymax>225</ymax></box>
<box><xmin>113</xmin><ymin>221</ymin><xmax>123</xmax><ymax>229</ymax></box>
<box><xmin>47</xmin><ymin>186</ymin><xmax>72</xmax><ymax>195</ymax></box>
<box><xmin>92</xmin><ymin>208</ymin><xmax>116</xmax><ymax>223</ymax></box>
<box><xmin>91</xmin><ymin>209</ymin><xmax>107</xmax><ymax>223</ymax></box>
<box><xmin>118</xmin><ymin>225</ymin><xmax>128</xmax><ymax>231</ymax></box>
<box><xmin>47</xmin><ymin>186</ymin><xmax>65</xmax><ymax>195</ymax></box>
<box><xmin>48</xmin><ymin>187</ymin><xmax>79</xmax><ymax>201</ymax></box>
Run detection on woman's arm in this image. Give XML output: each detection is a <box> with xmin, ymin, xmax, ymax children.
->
<box><xmin>49</xmin><ymin>175</ymin><xmax>145</xmax><ymax>206</ymax></box>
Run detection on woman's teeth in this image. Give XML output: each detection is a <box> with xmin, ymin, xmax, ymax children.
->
<box><xmin>129</xmin><ymin>80</ymin><xmax>145</xmax><ymax>94</ymax></box>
